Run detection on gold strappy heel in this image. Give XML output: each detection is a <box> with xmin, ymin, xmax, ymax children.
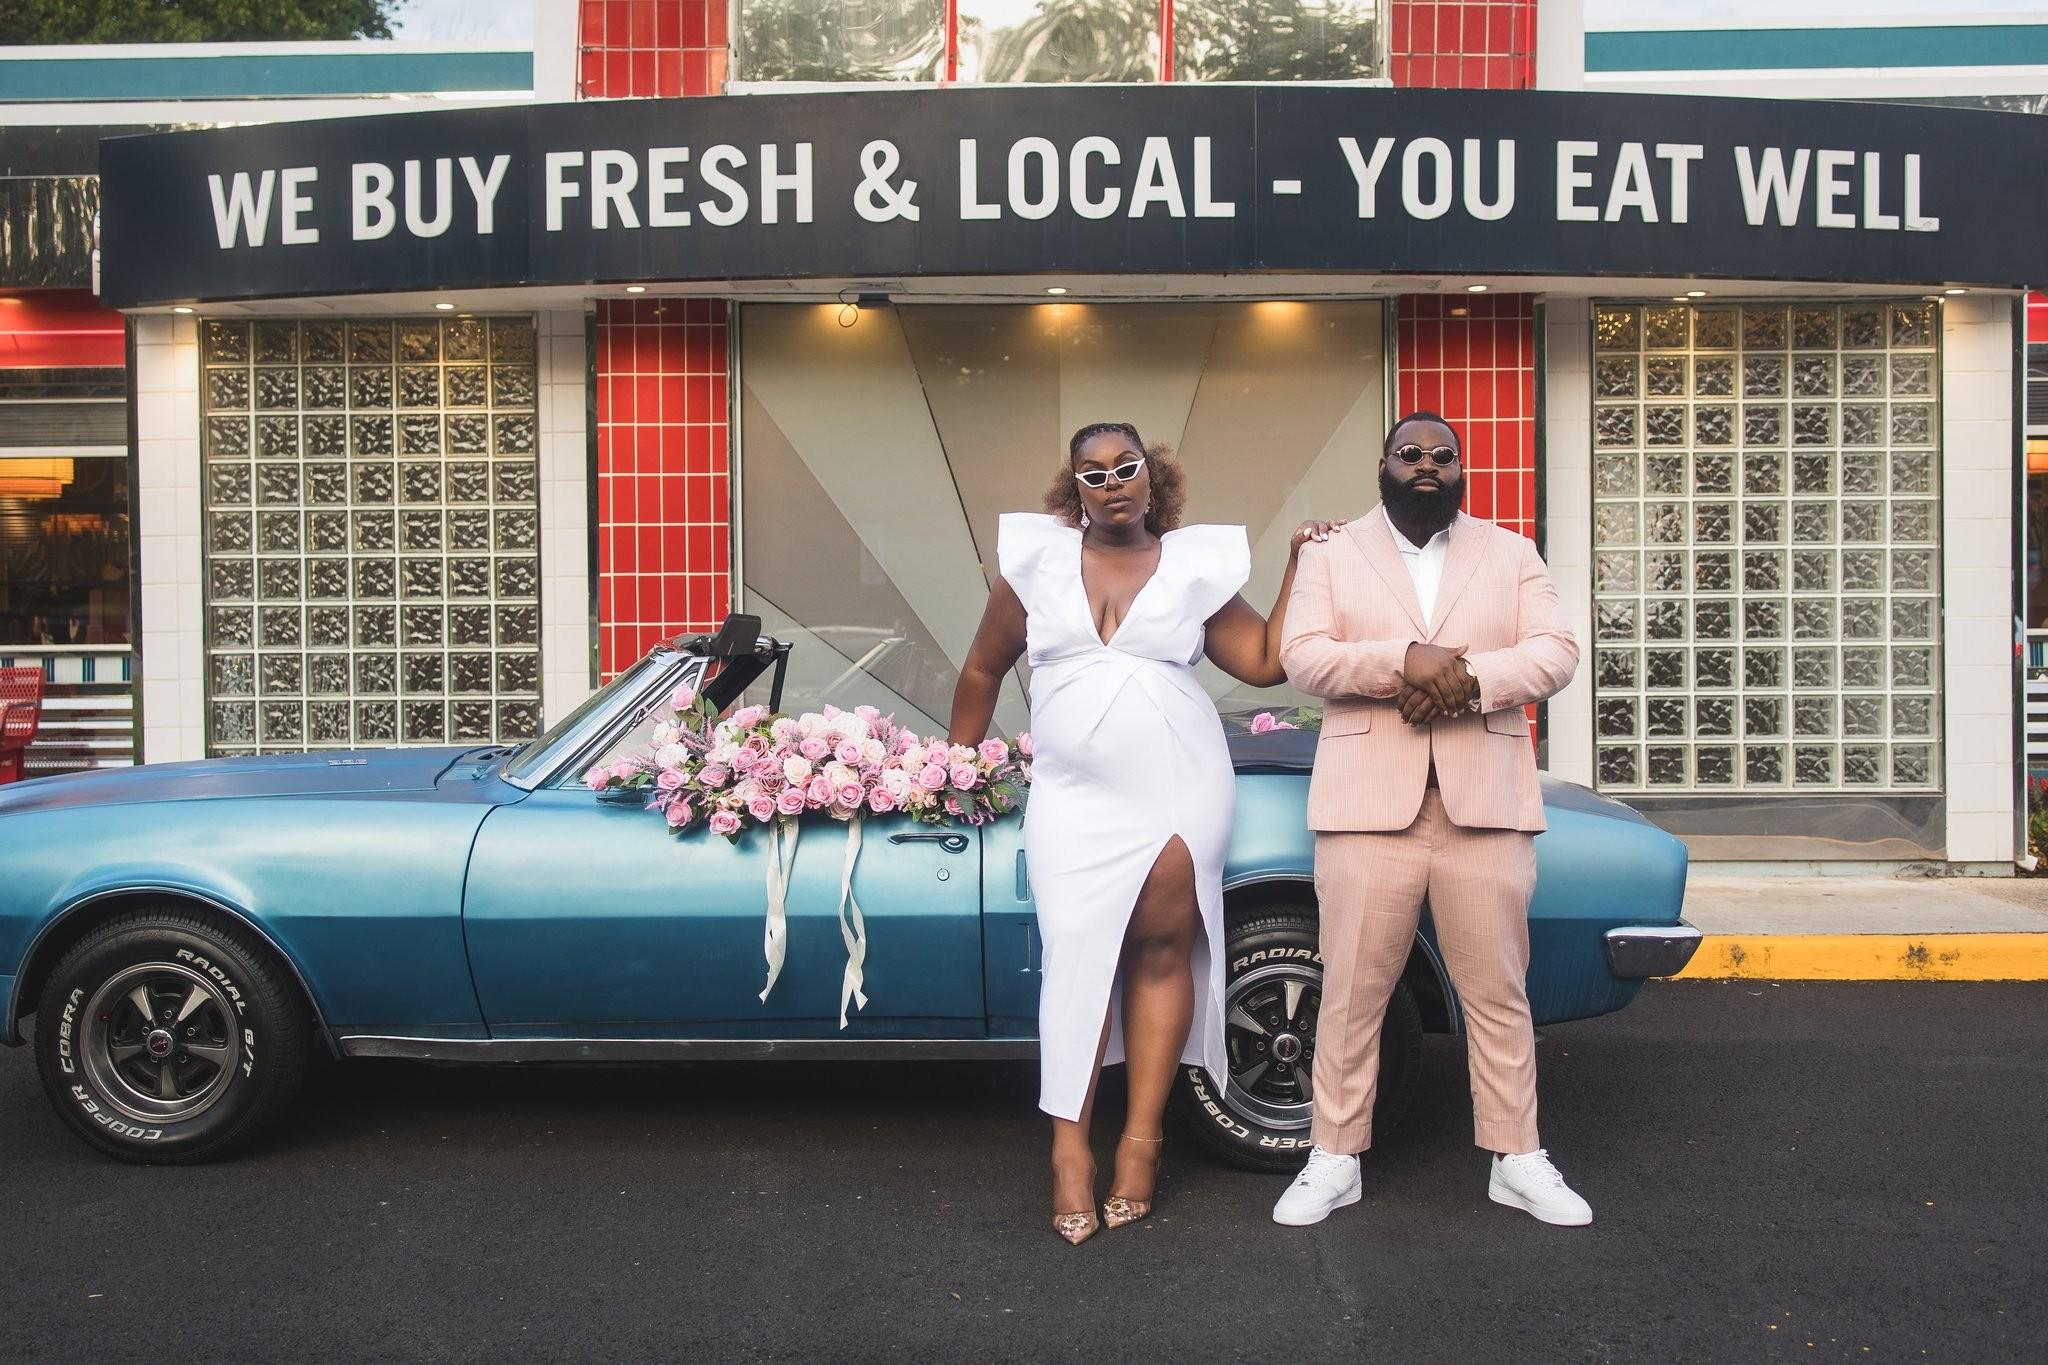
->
<box><xmin>1104</xmin><ymin>1133</ymin><xmax>1163</xmax><ymax>1229</ymax></box>
<box><xmin>1052</xmin><ymin>1209</ymin><xmax>1101</xmax><ymax>1245</ymax></box>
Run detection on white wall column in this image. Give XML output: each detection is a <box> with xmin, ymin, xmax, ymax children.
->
<box><xmin>1542</xmin><ymin>297</ymin><xmax>1595</xmax><ymax>786</ymax></box>
<box><xmin>537</xmin><ymin>308</ymin><xmax>594</xmax><ymax>726</ymax></box>
<box><xmin>133</xmin><ymin>313</ymin><xmax>205</xmax><ymax>765</ymax></box>
<box><xmin>1940</xmin><ymin>294</ymin><xmax>2017</xmax><ymax>863</ymax></box>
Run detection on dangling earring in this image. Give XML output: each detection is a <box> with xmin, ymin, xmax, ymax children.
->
<box><xmin>1079</xmin><ymin>510</ymin><xmax>1090</xmax><ymax>529</ymax></box>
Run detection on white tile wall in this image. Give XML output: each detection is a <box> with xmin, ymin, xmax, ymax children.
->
<box><xmin>536</xmin><ymin>309</ymin><xmax>595</xmax><ymax>727</ymax></box>
<box><xmin>133</xmin><ymin>314</ymin><xmax>205</xmax><ymax>765</ymax></box>
<box><xmin>1940</xmin><ymin>294</ymin><xmax>2016</xmax><ymax>863</ymax></box>
<box><xmin>1541</xmin><ymin>298</ymin><xmax>1596</xmax><ymax>786</ymax></box>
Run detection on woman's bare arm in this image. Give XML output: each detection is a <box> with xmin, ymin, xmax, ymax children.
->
<box><xmin>947</xmin><ymin>576</ymin><xmax>1029</xmax><ymax>745</ymax></box>
<box><xmin>1203</xmin><ymin>521</ymin><xmax>1344</xmax><ymax>687</ymax></box>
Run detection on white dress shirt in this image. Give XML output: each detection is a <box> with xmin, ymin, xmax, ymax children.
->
<box><xmin>1386</xmin><ymin>511</ymin><xmax>1451</xmax><ymax>631</ymax></box>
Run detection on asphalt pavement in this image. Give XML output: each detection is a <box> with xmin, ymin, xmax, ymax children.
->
<box><xmin>2</xmin><ymin>982</ymin><xmax>2043</xmax><ymax>1363</ymax></box>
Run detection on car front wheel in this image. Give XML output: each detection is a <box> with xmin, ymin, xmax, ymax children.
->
<box><xmin>34</xmin><ymin>907</ymin><xmax>313</xmax><ymax>1163</ymax></box>
<box><xmin>1171</xmin><ymin>907</ymin><xmax>1423</xmax><ymax>1173</ymax></box>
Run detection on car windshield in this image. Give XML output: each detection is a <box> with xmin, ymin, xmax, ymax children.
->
<box><xmin>501</xmin><ymin>652</ymin><xmax>687</xmax><ymax>785</ymax></box>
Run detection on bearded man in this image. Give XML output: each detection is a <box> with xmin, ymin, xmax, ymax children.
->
<box><xmin>1272</xmin><ymin>411</ymin><xmax>1589</xmax><ymax>1228</ymax></box>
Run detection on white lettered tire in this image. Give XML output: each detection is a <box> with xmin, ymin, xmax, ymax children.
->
<box><xmin>1171</xmin><ymin>908</ymin><xmax>1423</xmax><ymax>1173</ymax></box>
<box><xmin>33</xmin><ymin>908</ymin><xmax>312</xmax><ymax>1163</ymax></box>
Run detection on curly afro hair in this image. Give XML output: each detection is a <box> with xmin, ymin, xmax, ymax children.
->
<box><xmin>1043</xmin><ymin>421</ymin><xmax>1187</xmax><ymax>536</ymax></box>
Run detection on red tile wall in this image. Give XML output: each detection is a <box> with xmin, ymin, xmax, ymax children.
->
<box><xmin>1391</xmin><ymin>2</ymin><xmax>1537</xmax><ymax>544</ymax></box>
<box><xmin>1396</xmin><ymin>294</ymin><xmax>1536</xmax><ymax>540</ymax></box>
<box><xmin>594</xmin><ymin>299</ymin><xmax>730</xmax><ymax>677</ymax></box>
<box><xmin>1389</xmin><ymin>0</ymin><xmax>1537</xmax><ymax>90</ymax></box>
<box><xmin>580</xmin><ymin>2</ymin><xmax>732</xmax><ymax>678</ymax></box>
<box><xmin>578</xmin><ymin>0</ymin><xmax>727</xmax><ymax>98</ymax></box>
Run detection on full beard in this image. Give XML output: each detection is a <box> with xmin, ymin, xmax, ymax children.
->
<box><xmin>1379</xmin><ymin>464</ymin><xmax>1466</xmax><ymax>538</ymax></box>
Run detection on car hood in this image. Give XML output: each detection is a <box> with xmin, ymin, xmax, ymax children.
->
<box><xmin>0</xmin><ymin>746</ymin><xmax>490</xmax><ymax>816</ymax></box>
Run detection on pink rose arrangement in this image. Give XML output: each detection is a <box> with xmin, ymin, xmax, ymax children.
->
<box><xmin>585</xmin><ymin>693</ymin><xmax>1032</xmax><ymax>842</ymax></box>
<box><xmin>1248</xmin><ymin>710</ymin><xmax>1298</xmax><ymax>735</ymax></box>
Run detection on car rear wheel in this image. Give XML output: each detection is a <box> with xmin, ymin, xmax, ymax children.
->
<box><xmin>33</xmin><ymin>907</ymin><xmax>313</xmax><ymax>1163</ymax></box>
<box><xmin>1171</xmin><ymin>908</ymin><xmax>1424</xmax><ymax>1173</ymax></box>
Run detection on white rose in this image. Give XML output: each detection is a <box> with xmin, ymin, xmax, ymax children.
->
<box><xmin>833</xmin><ymin>712</ymin><xmax>870</xmax><ymax>742</ymax></box>
<box><xmin>881</xmin><ymin>769</ymin><xmax>913</xmax><ymax>799</ymax></box>
<box><xmin>709</xmin><ymin>742</ymin><xmax>740</xmax><ymax>767</ymax></box>
<box><xmin>714</xmin><ymin>721</ymin><xmax>739</xmax><ymax>745</ymax></box>
<box><xmin>651</xmin><ymin>723</ymin><xmax>680</xmax><ymax>749</ymax></box>
<box><xmin>782</xmin><ymin>756</ymin><xmax>813</xmax><ymax>785</ymax></box>
<box><xmin>655</xmin><ymin>743</ymin><xmax>688</xmax><ymax>769</ymax></box>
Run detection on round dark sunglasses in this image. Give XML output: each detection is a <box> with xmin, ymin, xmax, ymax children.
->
<box><xmin>1391</xmin><ymin>444</ymin><xmax>1460</xmax><ymax>467</ymax></box>
<box><xmin>1074</xmin><ymin>457</ymin><xmax>1146</xmax><ymax>489</ymax></box>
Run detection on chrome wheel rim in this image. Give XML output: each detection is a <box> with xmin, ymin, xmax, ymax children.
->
<box><xmin>80</xmin><ymin>963</ymin><xmax>239</xmax><ymax>1124</ymax></box>
<box><xmin>1221</xmin><ymin>961</ymin><xmax>1319</xmax><ymax>1131</ymax></box>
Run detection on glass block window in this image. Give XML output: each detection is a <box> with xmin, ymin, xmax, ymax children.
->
<box><xmin>1590</xmin><ymin>301</ymin><xmax>1941</xmax><ymax>794</ymax></box>
<box><xmin>201</xmin><ymin>317</ymin><xmax>543</xmax><ymax>755</ymax></box>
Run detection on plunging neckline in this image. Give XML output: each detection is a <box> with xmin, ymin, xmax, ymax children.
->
<box><xmin>1076</xmin><ymin>527</ymin><xmax>1169</xmax><ymax>647</ymax></box>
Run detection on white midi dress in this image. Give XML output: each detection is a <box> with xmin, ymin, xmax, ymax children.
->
<box><xmin>998</xmin><ymin>513</ymin><xmax>1250</xmax><ymax>1121</ymax></box>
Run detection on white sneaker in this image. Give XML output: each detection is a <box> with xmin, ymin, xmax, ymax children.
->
<box><xmin>1272</xmin><ymin>1145</ymin><xmax>1362</xmax><ymax>1226</ymax></box>
<box><xmin>1489</xmin><ymin>1149</ymin><xmax>1593</xmax><ymax>1226</ymax></box>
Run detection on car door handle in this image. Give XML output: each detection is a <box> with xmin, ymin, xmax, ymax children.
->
<box><xmin>888</xmin><ymin>832</ymin><xmax>970</xmax><ymax>854</ymax></box>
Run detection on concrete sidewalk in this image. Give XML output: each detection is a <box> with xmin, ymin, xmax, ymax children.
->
<box><xmin>1675</xmin><ymin>872</ymin><xmax>2048</xmax><ymax>980</ymax></box>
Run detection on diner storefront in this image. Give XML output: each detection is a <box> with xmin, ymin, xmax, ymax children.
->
<box><xmin>91</xmin><ymin>81</ymin><xmax>2046</xmax><ymax>867</ymax></box>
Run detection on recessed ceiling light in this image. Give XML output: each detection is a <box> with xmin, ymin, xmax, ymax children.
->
<box><xmin>1464</xmin><ymin>284</ymin><xmax>1488</xmax><ymax>293</ymax></box>
<box><xmin>1045</xmin><ymin>287</ymin><xmax>1068</xmax><ymax>295</ymax></box>
<box><xmin>1944</xmin><ymin>287</ymin><xmax>1967</xmax><ymax>295</ymax></box>
<box><xmin>1671</xmin><ymin>296</ymin><xmax>1689</xmax><ymax>303</ymax></box>
<box><xmin>625</xmin><ymin>285</ymin><xmax>647</xmax><ymax>294</ymax></box>
<box><xmin>434</xmin><ymin>302</ymin><xmax>455</xmax><ymax>311</ymax></box>
<box><xmin>172</xmin><ymin>306</ymin><xmax>195</xmax><ymax>314</ymax></box>
<box><xmin>1686</xmin><ymin>289</ymin><xmax>1708</xmax><ymax>298</ymax></box>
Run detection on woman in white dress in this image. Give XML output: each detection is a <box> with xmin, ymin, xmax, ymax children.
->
<box><xmin>949</xmin><ymin>422</ymin><xmax>1339</xmax><ymax>1244</ymax></box>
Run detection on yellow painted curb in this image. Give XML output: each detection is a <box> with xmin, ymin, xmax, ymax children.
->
<box><xmin>1676</xmin><ymin>934</ymin><xmax>2048</xmax><ymax>982</ymax></box>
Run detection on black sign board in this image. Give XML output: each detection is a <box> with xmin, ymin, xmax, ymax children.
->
<box><xmin>96</xmin><ymin>85</ymin><xmax>2048</xmax><ymax>307</ymax></box>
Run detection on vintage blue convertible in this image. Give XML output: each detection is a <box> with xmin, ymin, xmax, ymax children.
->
<box><xmin>0</xmin><ymin>621</ymin><xmax>1695</xmax><ymax>1168</ymax></box>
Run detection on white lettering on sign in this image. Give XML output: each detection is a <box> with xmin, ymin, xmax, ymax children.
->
<box><xmin>1070</xmin><ymin>136</ymin><xmax>1121</xmax><ymax>220</ymax></box>
<box><xmin>1556</xmin><ymin>141</ymin><xmax>1599</xmax><ymax>222</ymax></box>
<box><xmin>1338</xmin><ymin>136</ymin><xmax>1396</xmax><ymax>217</ymax></box>
<box><xmin>280</xmin><ymin>167</ymin><xmax>319</xmax><ymax>244</ymax></box>
<box><xmin>209</xmin><ymin>170</ymin><xmax>276</xmax><ymax>248</ymax></box>
<box><xmin>1735</xmin><ymin>147</ymin><xmax>1938</xmax><ymax>232</ymax></box>
<box><xmin>198</xmin><ymin>131</ymin><xmax>1953</xmax><ymax>258</ymax></box>
<box><xmin>353</xmin><ymin>163</ymin><xmax>395</xmax><ymax>240</ymax></box>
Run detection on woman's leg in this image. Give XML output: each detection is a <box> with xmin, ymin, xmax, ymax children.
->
<box><xmin>1050</xmin><ymin>1012</ymin><xmax>1112</xmax><ymax>1216</ymax></box>
<box><xmin>1112</xmin><ymin>836</ymin><xmax>1200</xmax><ymax>1204</ymax></box>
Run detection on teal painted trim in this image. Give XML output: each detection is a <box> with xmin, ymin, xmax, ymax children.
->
<box><xmin>0</xmin><ymin>50</ymin><xmax>532</xmax><ymax>101</ymax></box>
<box><xmin>82</xmin><ymin>656</ymin><xmax>95</xmax><ymax>684</ymax></box>
<box><xmin>1587</xmin><ymin>24</ymin><xmax>2048</xmax><ymax>73</ymax></box>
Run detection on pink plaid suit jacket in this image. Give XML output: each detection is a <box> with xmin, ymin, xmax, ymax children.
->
<box><xmin>1279</xmin><ymin>508</ymin><xmax>1579</xmax><ymax>834</ymax></box>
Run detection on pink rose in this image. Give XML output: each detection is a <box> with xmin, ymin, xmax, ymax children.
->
<box><xmin>855</xmin><ymin>705</ymin><xmax>881</xmax><ymax>723</ymax></box>
<box><xmin>665</xmin><ymin>801</ymin><xmax>694</xmax><ymax>828</ymax></box>
<box><xmin>835</xmin><ymin>781</ymin><xmax>865</xmax><ymax>809</ymax></box>
<box><xmin>709</xmin><ymin>810</ymin><xmax>741</xmax><ymax>837</ymax></box>
<box><xmin>582</xmin><ymin>765</ymin><xmax>609</xmax><ymax>791</ymax></box>
<box><xmin>919</xmin><ymin>764</ymin><xmax>948</xmax><ymax>791</ymax></box>
<box><xmin>669</xmin><ymin>685</ymin><xmax>697</xmax><ymax>711</ymax></box>
<box><xmin>748</xmin><ymin>795</ymin><xmax>778</xmax><ymax>823</ymax></box>
<box><xmin>944</xmin><ymin>796</ymin><xmax>964</xmax><ymax>817</ymax></box>
<box><xmin>776</xmin><ymin>787</ymin><xmax>806</xmax><ymax>817</ymax></box>
<box><xmin>807</xmin><ymin>775</ymin><xmax>834</xmax><ymax>805</ymax></box>
<box><xmin>800</xmin><ymin>736</ymin><xmax>830</xmax><ymax>762</ymax></box>
<box><xmin>1017</xmin><ymin>733</ymin><xmax>1034</xmax><ymax>758</ymax></box>
<box><xmin>609</xmin><ymin>759</ymin><xmax>639</xmax><ymax>782</ymax></box>
<box><xmin>835</xmin><ymin>740</ymin><xmax>863</xmax><ymax>766</ymax></box>
<box><xmin>949</xmin><ymin>763</ymin><xmax>980</xmax><ymax>790</ymax></box>
<box><xmin>656</xmin><ymin>768</ymin><xmax>686</xmax><ymax>792</ymax></box>
<box><xmin>866</xmin><ymin>787</ymin><xmax>896</xmax><ymax>814</ymax></box>
<box><xmin>699</xmin><ymin>765</ymin><xmax>729</xmax><ymax>788</ymax></box>
<box><xmin>732</xmin><ymin>705</ymin><xmax>767</xmax><ymax>730</ymax></box>
<box><xmin>783</xmin><ymin>755</ymin><xmax>813</xmax><ymax>785</ymax></box>
<box><xmin>978</xmin><ymin>738</ymin><xmax>1009</xmax><ymax>766</ymax></box>
<box><xmin>1250</xmin><ymin>711</ymin><xmax>1278</xmax><ymax>734</ymax></box>
<box><xmin>821</xmin><ymin>704</ymin><xmax>841</xmax><ymax>719</ymax></box>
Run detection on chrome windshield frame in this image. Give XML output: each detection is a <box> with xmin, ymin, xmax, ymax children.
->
<box><xmin>499</xmin><ymin>650</ymin><xmax>711</xmax><ymax>792</ymax></box>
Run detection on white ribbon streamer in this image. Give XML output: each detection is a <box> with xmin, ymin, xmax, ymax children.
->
<box><xmin>758</xmin><ymin>818</ymin><xmax>799</xmax><ymax>1002</ymax></box>
<box><xmin>835</xmin><ymin>814</ymin><xmax>870</xmax><ymax>1028</ymax></box>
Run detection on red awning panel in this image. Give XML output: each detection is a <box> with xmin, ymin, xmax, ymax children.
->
<box><xmin>0</xmin><ymin>290</ymin><xmax>125</xmax><ymax>369</ymax></box>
